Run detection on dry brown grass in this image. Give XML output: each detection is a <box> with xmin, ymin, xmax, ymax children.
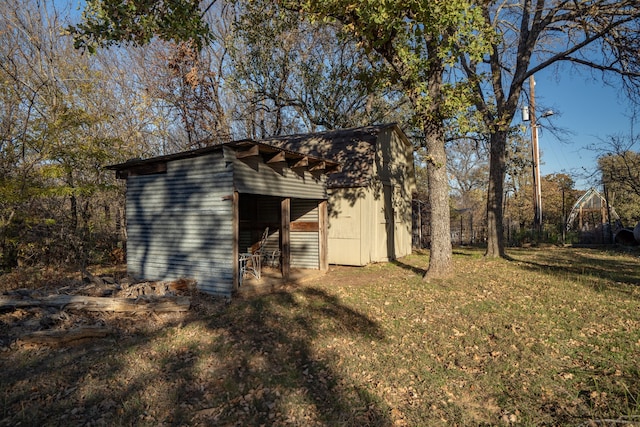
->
<box><xmin>1</xmin><ymin>246</ymin><xmax>639</xmax><ymax>426</ymax></box>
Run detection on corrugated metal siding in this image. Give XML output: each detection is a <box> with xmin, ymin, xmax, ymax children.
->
<box><xmin>290</xmin><ymin>232</ymin><xmax>319</xmax><ymax>268</ymax></box>
<box><xmin>291</xmin><ymin>199</ymin><xmax>318</xmax><ymax>221</ymax></box>
<box><xmin>126</xmin><ymin>151</ymin><xmax>235</xmax><ymax>296</ymax></box>
<box><xmin>233</xmin><ymin>157</ymin><xmax>327</xmax><ymax>199</ymax></box>
<box><xmin>238</xmin><ymin>231</ymin><xmax>251</xmax><ymax>254</ymax></box>
<box><xmin>291</xmin><ymin>200</ymin><xmax>319</xmax><ymax>269</ymax></box>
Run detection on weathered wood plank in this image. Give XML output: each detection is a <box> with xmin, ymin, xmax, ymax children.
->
<box><xmin>290</xmin><ymin>221</ymin><xmax>319</xmax><ymax>232</ymax></box>
<box><xmin>281</xmin><ymin>198</ymin><xmax>291</xmax><ymax>280</ymax></box>
<box><xmin>319</xmin><ymin>200</ymin><xmax>328</xmax><ymax>271</ymax></box>
<box><xmin>0</xmin><ymin>295</ymin><xmax>191</xmax><ymax>312</ymax></box>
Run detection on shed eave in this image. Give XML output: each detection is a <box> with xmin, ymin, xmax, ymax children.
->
<box><xmin>105</xmin><ymin>140</ymin><xmax>340</xmax><ymax>178</ymax></box>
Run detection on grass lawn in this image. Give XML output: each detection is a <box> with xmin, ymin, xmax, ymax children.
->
<box><xmin>1</xmin><ymin>246</ymin><xmax>639</xmax><ymax>426</ymax></box>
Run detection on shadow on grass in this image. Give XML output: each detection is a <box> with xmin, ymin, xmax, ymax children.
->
<box><xmin>0</xmin><ymin>281</ymin><xmax>390</xmax><ymax>426</ymax></box>
<box><xmin>452</xmin><ymin>250</ymin><xmax>478</xmax><ymax>257</ymax></box>
<box><xmin>508</xmin><ymin>246</ymin><xmax>640</xmax><ymax>298</ymax></box>
<box><xmin>395</xmin><ymin>247</ymin><xmax>486</xmax><ymax>277</ymax></box>
<box><xmin>391</xmin><ymin>259</ymin><xmax>427</xmax><ymax>277</ymax></box>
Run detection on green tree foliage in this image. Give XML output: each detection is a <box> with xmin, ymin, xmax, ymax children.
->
<box><xmin>69</xmin><ymin>0</ymin><xmax>213</xmax><ymax>52</ymax></box>
<box><xmin>1</xmin><ymin>0</ymin><xmax>424</xmax><ymax>272</ymax></box>
<box><xmin>95</xmin><ymin>1</ymin><xmax>405</xmax><ymax>145</ymax></box>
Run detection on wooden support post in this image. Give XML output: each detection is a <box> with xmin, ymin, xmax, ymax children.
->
<box><xmin>233</xmin><ymin>191</ymin><xmax>240</xmax><ymax>290</ymax></box>
<box><xmin>281</xmin><ymin>197</ymin><xmax>291</xmax><ymax>280</ymax></box>
<box><xmin>319</xmin><ymin>200</ymin><xmax>328</xmax><ymax>271</ymax></box>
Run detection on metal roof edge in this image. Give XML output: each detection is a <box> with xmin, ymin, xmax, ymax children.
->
<box><xmin>257</xmin><ymin>123</ymin><xmax>400</xmax><ymax>144</ymax></box>
<box><xmin>105</xmin><ymin>139</ymin><xmax>339</xmax><ymax>172</ymax></box>
<box><xmin>104</xmin><ymin>140</ymin><xmax>251</xmax><ymax>171</ymax></box>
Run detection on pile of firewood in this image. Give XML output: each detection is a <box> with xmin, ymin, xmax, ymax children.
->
<box><xmin>0</xmin><ymin>273</ymin><xmax>197</xmax><ymax>347</ymax></box>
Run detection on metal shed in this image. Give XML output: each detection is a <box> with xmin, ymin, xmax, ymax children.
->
<box><xmin>262</xmin><ymin>124</ymin><xmax>416</xmax><ymax>266</ymax></box>
<box><xmin>107</xmin><ymin>140</ymin><xmax>339</xmax><ymax>297</ymax></box>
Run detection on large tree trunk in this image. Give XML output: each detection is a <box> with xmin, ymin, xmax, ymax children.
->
<box><xmin>485</xmin><ymin>129</ymin><xmax>508</xmax><ymax>257</ymax></box>
<box><xmin>423</xmin><ymin>115</ymin><xmax>452</xmax><ymax>280</ymax></box>
<box><xmin>419</xmin><ymin>39</ymin><xmax>453</xmax><ymax>280</ymax></box>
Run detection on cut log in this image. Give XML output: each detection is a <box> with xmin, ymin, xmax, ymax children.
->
<box><xmin>0</xmin><ymin>295</ymin><xmax>191</xmax><ymax>313</ymax></box>
<box><xmin>21</xmin><ymin>326</ymin><xmax>112</xmax><ymax>345</ymax></box>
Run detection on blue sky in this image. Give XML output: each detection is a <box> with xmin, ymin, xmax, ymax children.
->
<box><xmin>524</xmin><ymin>67</ymin><xmax>636</xmax><ymax>190</ymax></box>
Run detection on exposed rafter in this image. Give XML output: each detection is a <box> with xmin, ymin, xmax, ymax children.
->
<box><xmin>107</xmin><ymin>139</ymin><xmax>339</xmax><ymax>178</ymax></box>
<box><xmin>235</xmin><ymin>144</ymin><xmax>260</xmax><ymax>159</ymax></box>
<box><xmin>309</xmin><ymin>161</ymin><xmax>326</xmax><ymax>172</ymax></box>
<box><xmin>291</xmin><ymin>156</ymin><xmax>309</xmax><ymax>168</ymax></box>
<box><xmin>266</xmin><ymin>151</ymin><xmax>286</xmax><ymax>164</ymax></box>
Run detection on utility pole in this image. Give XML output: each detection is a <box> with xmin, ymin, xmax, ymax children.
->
<box><xmin>529</xmin><ymin>75</ymin><xmax>543</xmax><ymax>238</ymax></box>
<box><xmin>562</xmin><ymin>186</ymin><xmax>566</xmax><ymax>245</ymax></box>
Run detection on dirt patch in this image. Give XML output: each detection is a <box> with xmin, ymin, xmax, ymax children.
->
<box><xmin>237</xmin><ymin>266</ymin><xmax>328</xmax><ymax>297</ymax></box>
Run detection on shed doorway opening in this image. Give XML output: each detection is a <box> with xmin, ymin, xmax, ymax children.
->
<box><xmin>237</xmin><ymin>194</ymin><xmax>326</xmax><ymax>288</ymax></box>
<box><xmin>239</xmin><ymin>194</ymin><xmax>281</xmax><ymax>268</ymax></box>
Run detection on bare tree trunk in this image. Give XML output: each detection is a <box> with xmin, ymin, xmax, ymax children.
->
<box><xmin>485</xmin><ymin>129</ymin><xmax>507</xmax><ymax>257</ymax></box>
<box><xmin>70</xmin><ymin>194</ymin><xmax>78</xmax><ymax>231</ymax></box>
<box><xmin>68</xmin><ymin>172</ymin><xmax>78</xmax><ymax>231</ymax></box>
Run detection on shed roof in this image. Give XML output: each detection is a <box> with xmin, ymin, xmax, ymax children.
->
<box><xmin>106</xmin><ymin>139</ymin><xmax>340</xmax><ymax>179</ymax></box>
<box><xmin>259</xmin><ymin>123</ymin><xmax>409</xmax><ymax>188</ymax></box>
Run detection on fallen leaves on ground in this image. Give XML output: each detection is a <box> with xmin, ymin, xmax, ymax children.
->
<box><xmin>1</xmin><ymin>247</ymin><xmax>639</xmax><ymax>426</ymax></box>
